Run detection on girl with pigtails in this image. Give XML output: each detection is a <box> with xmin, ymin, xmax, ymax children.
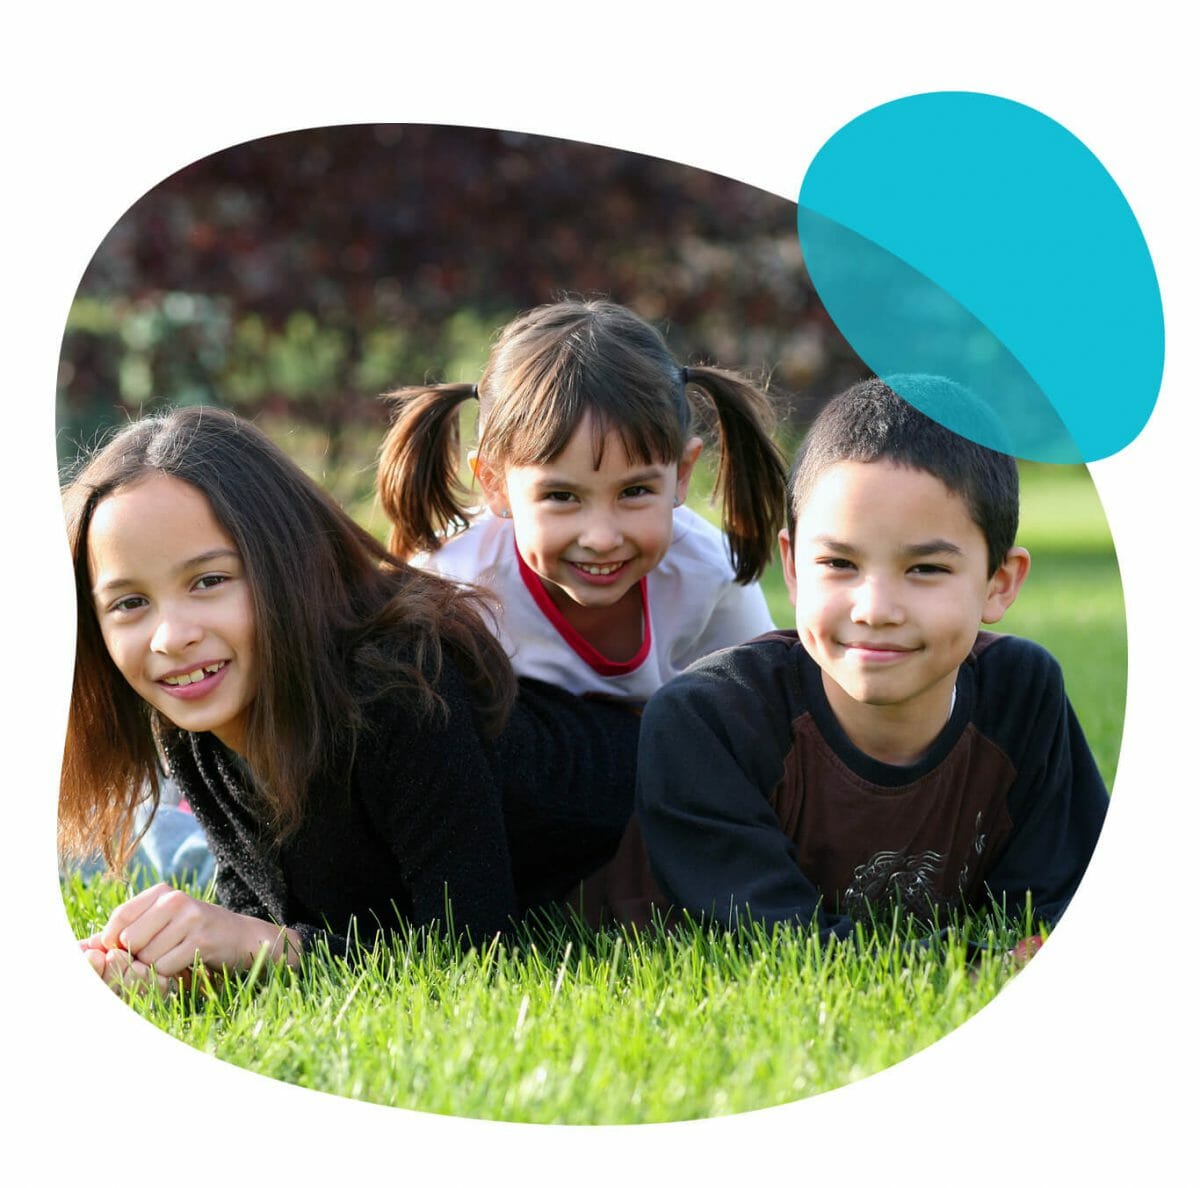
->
<box><xmin>377</xmin><ymin>299</ymin><xmax>787</xmax><ymax>703</ymax></box>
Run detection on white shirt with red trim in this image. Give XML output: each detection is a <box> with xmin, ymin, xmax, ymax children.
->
<box><xmin>414</xmin><ymin>507</ymin><xmax>776</xmax><ymax>701</ymax></box>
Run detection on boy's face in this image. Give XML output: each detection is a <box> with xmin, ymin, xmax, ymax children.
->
<box><xmin>781</xmin><ymin>460</ymin><xmax>1028</xmax><ymax>752</ymax></box>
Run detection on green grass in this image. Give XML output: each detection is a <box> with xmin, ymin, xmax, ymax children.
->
<box><xmin>64</xmin><ymin>873</ymin><xmax>1037</xmax><ymax>1124</ymax></box>
<box><xmin>62</xmin><ymin>461</ymin><xmax>1124</xmax><ymax>1123</ymax></box>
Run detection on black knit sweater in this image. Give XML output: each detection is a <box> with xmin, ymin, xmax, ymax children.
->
<box><xmin>163</xmin><ymin>661</ymin><xmax>638</xmax><ymax>956</ymax></box>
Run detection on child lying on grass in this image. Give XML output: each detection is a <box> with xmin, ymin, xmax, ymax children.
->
<box><xmin>60</xmin><ymin>406</ymin><xmax>639</xmax><ymax>994</ymax></box>
<box><xmin>630</xmin><ymin>376</ymin><xmax>1109</xmax><ymax>951</ymax></box>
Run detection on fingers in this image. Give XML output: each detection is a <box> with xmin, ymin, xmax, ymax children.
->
<box><xmin>92</xmin><ymin>885</ymin><xmax>281</xmax><ymax>980</ymax></box>
<box><xmin>130</xmin><ymin>910</ymin><xmax>201</xmax><ymax>973</ymax></box>
<box><xmin>100</xmin><ymin>884</ymin><xmax>205</xmax><ymax>973</ymax></box>
<box><xmin>97</xmin><ymin>880</ymin><xmax>174</xmax><ymax>951</ymax></box>
<box><xmin>89</xmin><ymin>947</ymin><xmax>174</xmax><ymax>999</ymax></box>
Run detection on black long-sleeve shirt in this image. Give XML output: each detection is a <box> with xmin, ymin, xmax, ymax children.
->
<box><xmin>164</xmin><ymin>663</ymin><xmax>639</xmax><ymax>956</ymax></box>
<box><xmin>636</xmin><ymin>630</ymin><xmax>1109</xmax><ymax>937</ymax></box>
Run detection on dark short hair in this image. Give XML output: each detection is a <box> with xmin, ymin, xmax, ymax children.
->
<box><xmin>786</xmin><ymin>375</ymin><xmax>1019</xmax><ymax>574</ymax></box>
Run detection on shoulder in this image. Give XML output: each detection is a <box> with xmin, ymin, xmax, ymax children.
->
<box><xmin>664</xmin><ymin>506</ymin><xmax>736</xmax><ymax>576</ymax></box>
<box><xmin>967</xmin><ymin>631</ymin><xmax>1070</xmax><ymax>751</ymax></box>
<box><xmin>639</xmin><ymin>633</ymin><xmax>806</xmax><ymax>788</ymax></box>
<box><xmin>970</xmin><ymin>631</ymin><xmax>1064</xmax><ymax>694</ymax></box>
<box><xmin>646</xmin><ymin>630</ymin><xmax>806</xmax><ymax>724</ymax></box>
<box><xmin>361</xmin><ymin>644</ymin><xmax>477</xmax><ymax>733</ymax></box>
<box><xmin>415</xmin><ymin>512</ymin><xmax>512</xmax><ymax>577</ymax></box>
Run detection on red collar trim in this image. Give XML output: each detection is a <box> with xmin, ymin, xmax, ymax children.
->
<box><xmin>515</xmin><ymin>541</ymin><xmax>652</xmax><ymax>676</ymax></box>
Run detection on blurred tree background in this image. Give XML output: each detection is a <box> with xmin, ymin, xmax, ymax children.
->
<box><xmin>53</xmin><ymin>123</ymin><xmax>1125</xmax><ymax>782</ymax></box>
<box><xmin>57</xmin><ymin>124</ymin><xmax>865</xmax><ymax>517</ymax></box>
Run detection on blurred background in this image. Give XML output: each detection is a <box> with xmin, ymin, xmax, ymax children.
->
<box><xmin>57</xmin><ymin>123</ymin><xmax>865</xmax><ymax>522</ymax></box>
<box><xmin>55</xmin><ymin>123</ymin><xmax>1123</xmax><ymax>784</ymax></box>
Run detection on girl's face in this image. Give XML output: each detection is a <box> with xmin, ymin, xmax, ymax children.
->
<box><xmin>479</xmin><ymin>415</ymin><xmax>702</xmax><ymax>614</ymax></box>
<box><xmin>87</xmin><ymin>473</ymin><xmax>257</xmax><ymax>754</ymax></box>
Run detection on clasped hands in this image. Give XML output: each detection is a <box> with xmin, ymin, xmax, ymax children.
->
<box><xmin>80</xmin><ymin>882</ymin><xmax>301</xmax><ymax>996</ymax></box>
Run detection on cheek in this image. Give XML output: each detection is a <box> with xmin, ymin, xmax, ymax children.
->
<box><xmin>512</xmin><ymin>515</ymin><xmax>550</xmax><ymax>558</ymax></box>
<box><xmin>642</xmin><ymin>516</ymin><xmax>674</xmax><ymax>561</ymax></box>
<box><xmin>98</xmin><ymin>625</ymin><xmax>136</xmax><ymax>680</ymax></box>
<box><xmin>790</xmin><ymin>576</ymin><xmax>832</xmax><ymax>623</ymax></box>
<box><xmin>231</xmin><ymin>594</ymin><xmax>258</xmax><ymax>655</ymax></box>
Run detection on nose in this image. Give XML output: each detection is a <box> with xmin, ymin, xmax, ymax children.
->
<box><xmin>150</xmin><ymin>604</ymin><xmax>204</xmax><ymax>655</ymax></box>
<box><xmin>577</xmin><ymin>509</ymin><xmax>624</xmax><ymax>554</ymax></box>
<box><xmin>849</xmin><ymin>576</ymin><xmax>905</xmax><ymax>627</ymax></box>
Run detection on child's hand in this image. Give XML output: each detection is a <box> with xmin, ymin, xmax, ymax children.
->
<box><xmin>83</xmin><ymin>944</ymin><xmax>176</xmax><ymax>998</ymax></box>
<box><xmin>96</xmin><ymin>882</ymin><xmax>300</xmax><ymax>978</ymax></box>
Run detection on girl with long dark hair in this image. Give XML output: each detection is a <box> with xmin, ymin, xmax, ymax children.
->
<box><xmin>61</xmin><ymin>405</ymin><xmax>637</xmax><ymax>990</ymax></box>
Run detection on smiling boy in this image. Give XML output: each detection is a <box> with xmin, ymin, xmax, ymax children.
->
<box><xmin>634</xmin><ymin>376</ymin><xmax>1109</xmax><ymax>938</ymax></box>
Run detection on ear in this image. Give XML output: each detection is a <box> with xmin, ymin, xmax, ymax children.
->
<box><xmin>981</xmin><ymin>546</ymin><xmax>1031</xmax><ymax>624</ymax></box>
<box><xmin>473</xmin><ymin>455</ymin><xmax>509</xmax><ymax>518</ymax></box>
<box><xmin>673</xmin><ymin>436</ymin><xmax>704</xmax><ymax>505</ymax></box>
<box><xmin>778</xmin><ymin>527</ymin><xmax>798</xmax><ymax>607</ymax></box>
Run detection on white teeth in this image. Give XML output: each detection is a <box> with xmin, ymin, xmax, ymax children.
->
<box><xmin>163</xmin><ymin>661</ymin><xmax>225</xmax><ymax>686</ymax></box>
<box><xmin>577</xmin><ymin>562</ymin><xmax>622</xmax><ymax>575</ymax></box>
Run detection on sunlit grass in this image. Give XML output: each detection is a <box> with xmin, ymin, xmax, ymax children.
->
<box><xmin>64</xmin><ymin>873</ymin><xmax>1038</xmax><ymax>1124</ymax></box>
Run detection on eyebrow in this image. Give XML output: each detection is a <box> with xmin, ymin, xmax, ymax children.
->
<box><xmin>903</xmin><ymin>539</ymin><xmax>966</xmax><ymax>558</ymax></box>
<box><xmin>532</xmin><ymin>466</ymin><xmax>666</xmax><ymax>492</ymax></box>
<box><xmin>812</xmin><ymin>536</ymin><xmax>966</xmax><ymax>558</ymax></box>
<box><xmin>92</xmin><ymin>547</ymin><xmax>241</xmax><ymax>596</ymax></box>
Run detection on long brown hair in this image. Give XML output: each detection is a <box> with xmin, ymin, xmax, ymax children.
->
<box><xmin>378</xmin><ymin>299</ymin><xmax>787</xmax><ymax>583</ymax></box>
<box><xmin>60</xmin><ymin>405</ymin><xmax>515</xmax><ymax>869</ymax></box>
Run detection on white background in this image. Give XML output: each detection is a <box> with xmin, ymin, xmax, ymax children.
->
<box><xmin>4</xmin><ymin>3</ymin><xmax>1194</xmax><ymax>1182</ymax></box>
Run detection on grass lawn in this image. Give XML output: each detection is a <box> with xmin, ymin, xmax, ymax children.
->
<box><xmin>61</xmin><ymin>460</ymin><xmax>1124</xmax><ymax>1124</ymax></box>
<box><xmin>63</xmin><ymin>874</ymin><xmax>1044</xmax><ymax>1124</ymax></box>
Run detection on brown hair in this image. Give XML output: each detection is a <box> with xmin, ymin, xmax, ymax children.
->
<box><xmin>378</xmin><ymin>300</ymin><xmax>786</xmax><ymax>583</ymax></box>
<box><xmin>60</xmin><ymin>405</ymin><xmax>515</xmax><ymax>869</ymax></box>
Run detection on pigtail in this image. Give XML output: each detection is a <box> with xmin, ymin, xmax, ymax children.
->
<box><xmin>377</xmin><ymin>383</ymin><xmax>478</xmax><ymax>560</ymax></box>
<box><xmin>684</xmin><ymin>365</ymin><xmax>787</xmax><ymax>583</ymax></box>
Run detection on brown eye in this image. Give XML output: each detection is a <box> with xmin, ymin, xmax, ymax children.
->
<box><xmin>110</xmin><ymin>595</ymin><xmax>148</xmax><ymax>614</ymax></box>
<box><xmin>193</xmin><ymin>574</ymin><xmax>229</xmax><ymax>590</ymax></box>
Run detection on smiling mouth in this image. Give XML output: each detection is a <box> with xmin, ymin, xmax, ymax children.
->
<box><xmin>841</xmin><ymin>643</ymin><xmax>918</xmax><ymax>659</ymax></box>
<box><xmin>569</xmin><ymin>561</ymin><xmax>628</xmax><ymax>577</ymax></box>
<box><xmin>160</xmin><ymin>661</ymin><xmax>228</xmax><ymax>686</ymax></box>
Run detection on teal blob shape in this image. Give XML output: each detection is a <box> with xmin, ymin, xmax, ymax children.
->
<box><xmin>798</xmin><ymin>92</ymin><xmax>1163</xmax><ymax>463</ymax></box>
